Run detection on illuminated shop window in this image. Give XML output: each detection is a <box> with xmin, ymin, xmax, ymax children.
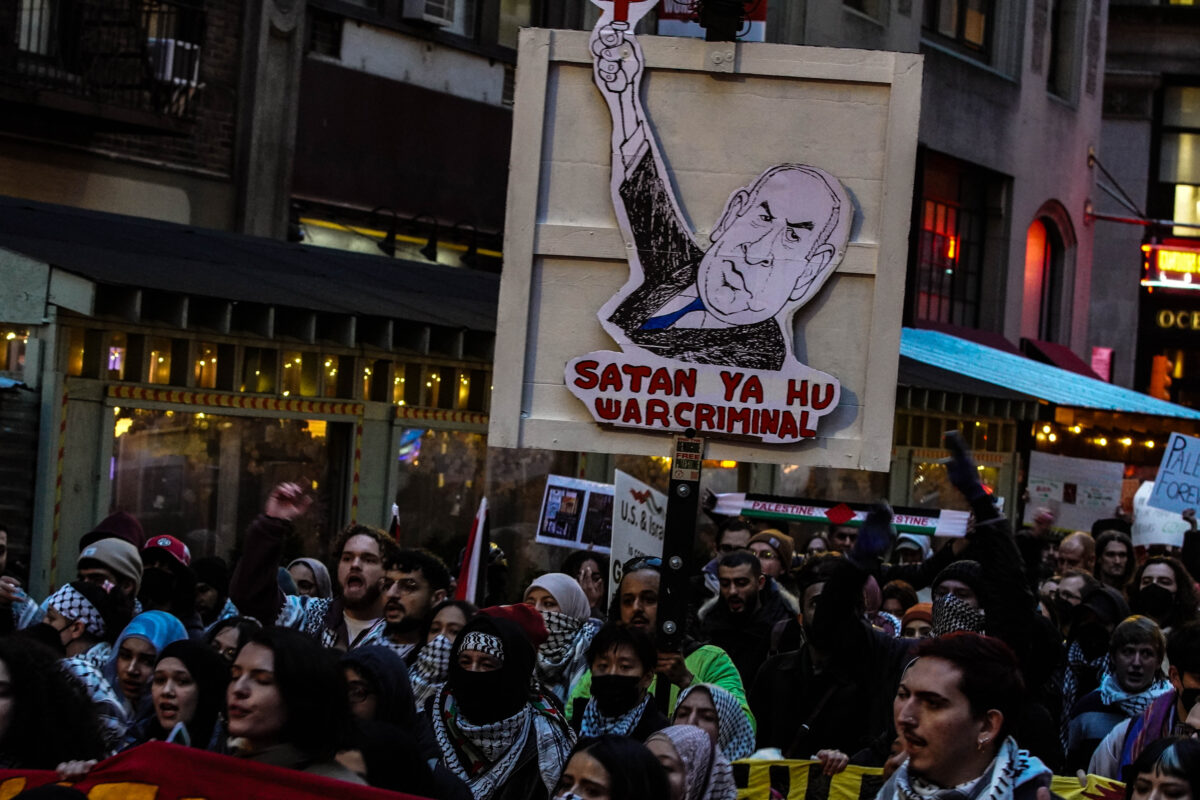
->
<box><xmin>280</xmin><ymin>351</ymin><xmax>320</xmax><ymax>397</ymax></box>
<box><xmin>0</xmin><ymin>328</ymin><xmax>29</xmax><ymax>373</ymax></box>
<box><xmin>146</xmin><ymin>338</ymin><xmax>173</xmax><ymax>384</ymax></box>
<box><xmin>106</xmin><ymin>332</ymin><xmax>127</xmax><ymax>380</ymax></box>
<box><xmin>241</xmin><ymin>348</ymin><xmax>277</xmax><ymax>394</ymax></box>
<box><xmin>112</xmin><ymin>408</ymin><xmax>335</xmax><ymax>563</ymax></box>
<box><xmin>195</xmin><ymin>342</ymin><xmax>219</xmax><ymax>388</ymax></box>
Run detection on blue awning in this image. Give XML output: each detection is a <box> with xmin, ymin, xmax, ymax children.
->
<box><xmin>900</xmin><ymin>327</ymin><xmax>1200</xmax><ymax>420</ymax></box>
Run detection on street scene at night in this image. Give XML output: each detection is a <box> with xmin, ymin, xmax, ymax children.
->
<box><xmin>0</xmin><ymin>0</ymin><xmax>1199</xmax><ymax>798</ymax></box>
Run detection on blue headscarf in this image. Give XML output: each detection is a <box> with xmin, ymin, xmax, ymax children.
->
<box><xmin>103</xmin><ymin>611</ymin><xmax>188</xmax><ymax>706</ymax></box>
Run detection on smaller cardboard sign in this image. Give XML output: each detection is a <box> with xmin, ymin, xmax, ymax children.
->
<box><xmin>609</xmin><ymin>470</ymin><xmax>667</xmax><ymax>602</ymax></box>
<box><xmin>1148</xmin><ymin>432</ymin><xmax>1200</xmax><ymax>513</ymax></box>
<box><xmin>1132</xmin><ymin>481</ymin><xmax>1188</xmax><ymax>548</ymax></box>
<box><xmin>535</xmin><ymin>475</ymin><xmax>614</xmax><ymax>553</ymax></box>
<box><xmin>671</xmin><ymin>435</ymin><xmax>704</xmax><ymax>482</ymax></box>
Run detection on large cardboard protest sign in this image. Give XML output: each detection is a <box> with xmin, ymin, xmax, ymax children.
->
<box><xmin>1133</xmin><ymin>480</ymin><xmax>1189</xmax><ymax>548</ymax></box>
<box><xmin>1148</xmin><ymin>432</ymin><xmax>1200</xmax><ymax>513</ymax></box>
<box><xmin>609</xmin><ymin>469</ymin><xmax>666</xmax><ymax>601</ymax></box>
<box><xmin>1022</xmin><ymin>452</ymin><xmax>1125</xmax><ymax>532</ymax></box>
<box><xmin>490</xmin><ymin>4</ymin><xmax>922</xmax><ymax>469</ymax></box>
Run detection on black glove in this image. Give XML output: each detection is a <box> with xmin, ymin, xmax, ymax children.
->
<box><xmin>851</xmin><ymin>500</ymin><xmax>894</xmax><ymax>563</ymax></box>
<box><xmin>945</xmin><ymin>430</ymin><xmax>987</xmax><ymax>502</ymax></box>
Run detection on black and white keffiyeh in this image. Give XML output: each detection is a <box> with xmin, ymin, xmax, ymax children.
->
<box><xmin>677</xmin><ymin>683</ymin><xmax>756</xmax><ymax>761</ymax></box>
<box><xmin>460</xmin><ymin>631</ymin><xmax>505</xmax><ymax>662</ymax></box>
<box><xmin>931</xmin><ymin>594</ymin><xmax>986</xmax><ymax>637</ymax></box>
<box><xmin>1060</xmin><ymin>641</ymin><xmax>1108</xmax><ymax>748</ymax></box>
<box><xmin>432</xmin><ymin>686</ymin><xmax>573</xmax><ymax>800</ymax></box>
<box><xmin>48</xmin><ymin>583</ymin><xmax>106</xmax><ymax>638</ymax></box>
<box><xmin>580</xmin><ymin>693</ymin><xmax>651</xmax><ymax>737</ymax></box>
<box><xmin>537</xmin><ymin>613</ymin><xmax>599</xmax><ymax>703</ymax></box>
<box><xmin>410</xmin><ymin>634</ymin><xmax>454</xmax><ymax>710</ymax></box>
<box><xmin>880</xmin><ymin>737</ymin><xmax>1048</xmax><ymax>800</ymax></box>
<box><xmin>1098</xmin><ymin>671</ymin><xmax>1171</xmax><ymax>717</ymax></box>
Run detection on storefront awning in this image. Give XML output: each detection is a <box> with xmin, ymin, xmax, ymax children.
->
<box><xmin>0</xmin><ymin>195</ymin><xmax>499</xmax><ymax>338</ymax></box>
<box><xmin>901</xmin><ymin>327</ymin><xmax>1200</xmax><ymax>420</ymax></box>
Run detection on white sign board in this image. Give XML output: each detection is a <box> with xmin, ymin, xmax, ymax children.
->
<box><xmin>1133</xmin><ymin>481</ymin><xmax>1188</xmax><ymax>548</ymax></box>
<box><xmin>609</xmin><ymin>470</ymin><xmax>666</xmax><ymax>602</ymax></box>
<box><xmin>1148</xmin><ymin>432</ymin><xmax>1200</xmax><ymax>513</ymax></box>
<box><xmin>1022</xmin><ymin>452</ymin><xmax>1124</xmax><ymax>532</ymax></box>
<box><xmin>535</xmin><ymin>475</ymin><xmax>613</xmax><ymax>553</ymax></box>
<box><xmin>490</xmin><ymin>21</ymin><xmax>922</xmax><ymax>469</ymax></box>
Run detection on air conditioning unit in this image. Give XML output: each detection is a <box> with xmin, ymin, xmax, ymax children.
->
<box><xmin>147</xmin><ymin>38</ymin><xmax>201</xmax><ymax>88</ymax></box>
<box><xmin>401</xmin><ymin>0</ymin><xmax>455</xmax><ymax>27</ymax></box>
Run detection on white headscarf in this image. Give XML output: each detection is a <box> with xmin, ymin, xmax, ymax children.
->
<box><xmin>527</xmin><ymin>573</ymin><xmax>592</xmax><ymax>621</ymax></box>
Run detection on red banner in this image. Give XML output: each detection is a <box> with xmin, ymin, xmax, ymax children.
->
<box><xmin>0</xmin><ymin>741</ymin><xmax>430</xmax><ymax>800</ymax></box>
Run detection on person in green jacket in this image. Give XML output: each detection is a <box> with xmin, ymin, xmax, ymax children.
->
<box><xmin>566</xmin><ymin>557</ymin><xmax>754</xmax><ymax>731</ymax></box>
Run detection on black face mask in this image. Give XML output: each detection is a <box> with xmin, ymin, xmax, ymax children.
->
<box><xmin>1130</xmin><ymin>584</ymin><xmax>1175</xmax><ymax>625</ymax></box>
<box><xmin>452</xmin><ymin>668</ymin><xmax>523</xmax><ymax>724</ymax></box>
<box><xmin>591</xmin><ymin>674</ymin><xmax>643</xmax><ymax>716</ymax></box>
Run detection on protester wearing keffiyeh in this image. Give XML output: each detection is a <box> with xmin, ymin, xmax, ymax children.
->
<box><xmin>525</xmin><ymin>574</ymin><xmax>600</xmax><ymax>703</ymax></box>
<box><xmin>431</xmin><ymin>614</ymin><xmax>574</xmax><ymax>800</ymax></box>
<box><xmin>646</xmin><ymin>725</ymin><xmax>737</xmax><ymax>800</ymax></box>
<box><xmin>675</xmin><ymin>683</ymin><xmax>756</xmax><ymax>761</ymax></box>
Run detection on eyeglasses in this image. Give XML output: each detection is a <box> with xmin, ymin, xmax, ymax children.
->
<box><xmin>623</xmin><ymin>556</ymin><xmax>662</xmax><ymax>573</ymax></box>
<box><xmin>752</xmin><ymin>549</ymin><xmax>778</xmax><ymax>560</ymax></box>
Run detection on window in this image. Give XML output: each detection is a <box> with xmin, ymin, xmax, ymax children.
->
<box><xmin>1045</xmin><ymin>0</ymin><xmax>1082</xmax><ymax>100</ymax></box>
<box><xmin>923</xmin><ymin>0</ymin><xmax>991</xmax><ymax>56</ymax></box>
<box><xmin>909</xmin><ymin>153</ymin><xmax>992</xmax><ymax>329</ymax></box>
<box><xmin>1157</xmin><ymin>87</ymin><xmax>1200</xmax><ymax>236</ymax></box>
<box><xmin>1026</xmin><ymin>219</ymin><xmax>1068</xmax><ymax>342</ymax></box>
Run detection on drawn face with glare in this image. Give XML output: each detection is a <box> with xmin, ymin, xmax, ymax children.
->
<box><xmin>696</xmin><ymin>167</ymin><xmax>844</xmax><ymax>326</ymax></box>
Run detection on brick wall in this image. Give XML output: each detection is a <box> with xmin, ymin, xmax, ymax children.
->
<box><xmin>88</xmin><ymin>0</ymin><xmax>242</xmax><ymax>176</ymax></box>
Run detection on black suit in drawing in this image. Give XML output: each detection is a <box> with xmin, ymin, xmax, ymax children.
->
<box><xmin>606</xmin><ymin>148</ymin><xmax>789</xmax><ymax>371</ymax></box>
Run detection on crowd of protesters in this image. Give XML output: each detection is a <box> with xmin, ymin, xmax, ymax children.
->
<box><xmin>0</xmin><ymin>434</ymin><xmax>1196</xmax><ymax>800</ymax></box>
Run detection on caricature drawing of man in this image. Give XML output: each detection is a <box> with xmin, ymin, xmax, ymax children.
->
<box><xmin>591</xmin><ymin>22</ymin><xmax>852</xmax><ymax>372</ymax></box>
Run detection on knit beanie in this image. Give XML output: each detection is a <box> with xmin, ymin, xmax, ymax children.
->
<box><xmin>932</xmin><ymin>559</ymin><xmax>984</xmax><ymax>599</ymax></box>
<box><xmin>901</xmin><ymin>602</ymin><xmax>932</xmax><ymax>629</ymax></box>
<box><xmin>77</xmin><ymin>538</ymin><xmax>144</xmax><ymax>592</ymax></box>
<box><xmin>80</xmin><ymin>511</ymin><xmax>145</xmax><ymax>550</ymax></box>
<box><xmin>749</xmin><ymin>530</ymin><xmax>795</xmax><ymax>568</ymax></box>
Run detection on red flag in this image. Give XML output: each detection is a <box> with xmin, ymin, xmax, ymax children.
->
<box><xmin>455</xmin><ymin>497</ymin><xmax>488</xmax><ymax>603</ymax></box>
<box><xmin>0</xmin><ymin>741</ymin><xmax>429</xmax><ymax>799</ymax></box>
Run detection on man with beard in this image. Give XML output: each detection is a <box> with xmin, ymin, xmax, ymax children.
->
<box><xmin>358</xmin><ymin>548</ymin><xmax>450</xmax><ymax>660</ymax></box>
<box><xmin>566</xmin><ymin>557</ymin><xmax>751</xmax><ymax>725</ymax></box>
<box><xmin>750</xmin><ymin>554</ymin><xmax>913</xmax><ymax>760</ymax></box>
<box><xmin>230</xmin><ymin>482</ymin><xmax>398</xmax><ymax>651</ymax></box>
<box><xmin>140</xmin><ymin>535</ymin><xmax>205</xmax><ymax>638</ymax></box>
<box><xmin>698</xmin><ymin>550</ymin><xmax>795</xmax><ymax>686</ymax></box>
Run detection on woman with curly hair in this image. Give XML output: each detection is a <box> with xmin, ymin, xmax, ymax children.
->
<box><xmin>1130</xmin><ymin>556</ymin><xmax>1199</xmax><ymax>633</ymax></box>
<box><xmin>0</xmin><ymin>638</ymin><xmax>106</xmax><ymax>769</ymax></box>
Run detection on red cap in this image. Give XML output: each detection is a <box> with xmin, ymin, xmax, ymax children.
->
<box><xmin>143</xmin><ymin>535</ymin><xmax>192</xmax><ymax>568</ymax></box>
<box><xmin>480</xmin><ymin>604</ymin><xmax>548</xmax><ymax>649</ymax></box>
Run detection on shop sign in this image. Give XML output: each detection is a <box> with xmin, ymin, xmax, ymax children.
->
<box><xmin>1141</xmin><ymin>242</ymin><xmax>1200</xmax><ymax>290</ymax></box>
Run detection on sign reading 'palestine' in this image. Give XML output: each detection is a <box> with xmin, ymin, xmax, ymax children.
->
<box><xmin>565</xmin><ymin>1</ymin><xmax>850</xmax><ymax>445</ymax></box>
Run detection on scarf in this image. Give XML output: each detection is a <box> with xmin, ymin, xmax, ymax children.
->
<box><xmin>411</xmin><ymin>635</ymin><xmax>454</xmax><ymax>710</ymax></box>
<box><xmin>882</xmin><ymin>737</ymin><xmax>1047</xmax><ymax>800</ymax></box>
<box><xmin>537</xmin><ymin>614</ymin><xmax>598</xmax><ymax>702</ymax></box>
<box><xmin>580</xmin><ymin>693</ymin><xmax>651</xmax><ymax>737</ymax></box>
<box><xmin>931</xmin><ymin>594</ymin><xmax>985</xmax><ymax>637</ymax></box>
<box><xmin>1060</xmin><ymin>641</ymin><xmax>1108</xmax><ymax>749</ymax></box>
<box><xmin>1098</xmin><ymin>672</ymin><xmax>1172</xmax><ymax>718</ymax></box>
<box><xmin>650</xmin><ymin>725</ymin><xmax>737</xmax><ymax>800</ymax></box>
<box><xmin>526</xmin><ymin>574</ymin><xmax>592</xmax><ymax>621</ymax></box>
<box><xmin>1121</xmin><ymin>690</ymin><xmax>1178</xmax><ymax>770</ymax></box>
<box><xmin>677</xmin><ymin>683</ymin><xmax>756</xmax><ymax>761</ymax></box>
<box><xmin>432</xmin><ymin>685</ymin><xmax>574</xmax><ymax>800</ymax></box>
